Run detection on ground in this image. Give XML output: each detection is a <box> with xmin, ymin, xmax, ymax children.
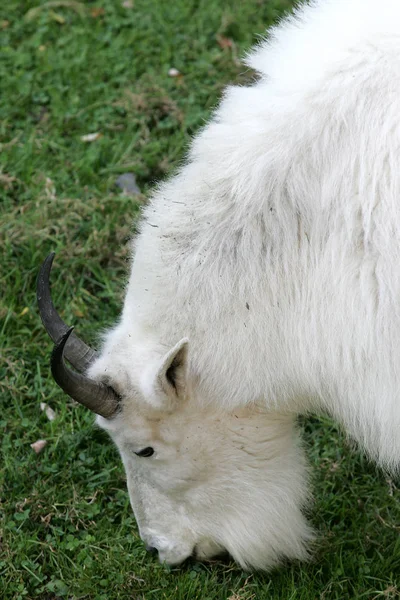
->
<box><xmin>1</xmin><ymin>1</ymin><xmax>400</xmax><ymax>598</ymax></box>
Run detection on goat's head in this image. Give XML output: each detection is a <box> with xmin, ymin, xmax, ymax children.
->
<box><xmin>37</xmin><ymin>254</ymin><xmax>312</xmax><ymax>570</ymax></box>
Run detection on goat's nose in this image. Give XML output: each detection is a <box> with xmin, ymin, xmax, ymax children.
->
<box><xmin>145</xmin><ymin>544</ymin><xmax>158</xmax><ymax>555</ymax></box>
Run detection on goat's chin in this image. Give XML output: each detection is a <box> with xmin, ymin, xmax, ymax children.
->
<box><xmin>157</xmin><ymin>548</ymin><xmax>192</xmax><ymax>567</ymax></box>
<box><xmin>194</xmin><ymin>539</ymin><xmax>227</xmax><ymax>562</ymax></box>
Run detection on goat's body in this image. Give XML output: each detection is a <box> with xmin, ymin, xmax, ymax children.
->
<box><xmin>115</xmin><ymin>0</ymin><xmax>400</xmax><ymax>469</ymax></box>
<box><xmin>83</xmin><ymin>0</ymin><xmax>400</xmax><ymax>569</ymax></box>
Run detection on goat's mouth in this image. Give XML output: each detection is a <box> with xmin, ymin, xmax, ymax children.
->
<box><xmin>143</xmin><ymin>538</ymin><xmax>194</xmax><ymax>567</ymax></box>
<box><xmin>156</xmin><ymin>547</ymin><xmax>194</xmax><ymax>567</ymax></box>
<box><xmin>144</xmin><ymin>539</ymin><xmax>228</xmax><ymax>567</ymax></box>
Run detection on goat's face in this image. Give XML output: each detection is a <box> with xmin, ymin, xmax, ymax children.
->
<box><xmin>87</xmin><ymin>326</ymin><xmax>312</xmax><ymax>570</ymax></box>
<box><xmin>38</xmin><ymin>255</ymin><xmax>312</xmax><ymax>570</ymax></box>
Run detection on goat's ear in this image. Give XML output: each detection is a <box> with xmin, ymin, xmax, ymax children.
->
<box><xmin>157</xmin><ymin>338</ymin><xmax>189</xmax><ymax>401</ymax></box>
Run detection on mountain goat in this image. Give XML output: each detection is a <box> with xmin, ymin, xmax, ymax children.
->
<box><xmin>38</xmin><ymin>0</ymin><xmax>400</xmax><ymax>571</ymax></box>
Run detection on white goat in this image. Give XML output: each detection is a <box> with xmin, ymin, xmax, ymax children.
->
<box><xmin>39</xmin><ymin>0</ymin><xmax>400</xmax><ymax>571</ymax></box>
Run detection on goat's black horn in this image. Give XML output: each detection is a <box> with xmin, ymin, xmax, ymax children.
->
<box><xmin>37</xmin><ymin>253</ymin><xmax>97</xmax><ymax>372</ymax></box>
<box><xmin>51</xmin><ymin>328</ymin><xmax>120</xmax><ymax>418</ymax></box>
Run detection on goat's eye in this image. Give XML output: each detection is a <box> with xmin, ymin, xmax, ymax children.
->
<box><xmin>135</xmin><ymin>447</ymin><xmax>154</xmax><ymax>458</ymax></box>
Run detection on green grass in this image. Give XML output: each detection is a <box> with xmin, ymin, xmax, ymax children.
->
<box><xmin>1</xmin><ymin>1</ymin><xmax>399</xmax><ymax>598</ymax></box>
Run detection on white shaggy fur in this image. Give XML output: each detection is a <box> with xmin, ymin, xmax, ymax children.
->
<box><xmin>89</xmin><ymin>0</ymin><xmax>400</xmax><ymax>570</ymax></box>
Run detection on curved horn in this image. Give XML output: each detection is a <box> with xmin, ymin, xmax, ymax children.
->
<box><xmin>51</xmin><ymin>328</ymin><xmax>120</xmax><ymax>418</ymax></box>
<box><xmin>37</xmin><ymin>253</ymin><xmax>97</xmax><ymax>372</ymax></box>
